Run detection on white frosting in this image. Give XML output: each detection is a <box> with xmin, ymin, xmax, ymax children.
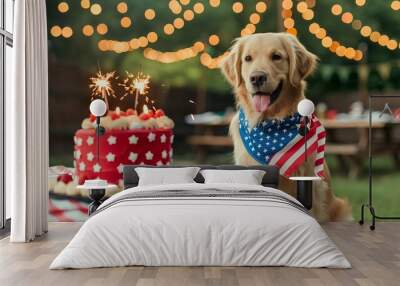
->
<box><xmin>81</xmin><ymin>110</ymin><xmax>174</xmax><ymax>131</ymax></box>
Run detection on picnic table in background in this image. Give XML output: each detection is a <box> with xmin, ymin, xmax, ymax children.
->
<box><xmin>186</xmin><ymin>112</ymin><xmax>400</xmax><ymax>178</ymax></box>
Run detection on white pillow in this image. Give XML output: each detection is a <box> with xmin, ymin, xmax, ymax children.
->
<box><xmin>135</xmin><ymin>167</ymin><xmax>201</xmax><ymax>186</ymax></box>
<box><xmin>200</xmin><ymin>169</ymin><xmax>266</xmax><ymax>185</ymax></box>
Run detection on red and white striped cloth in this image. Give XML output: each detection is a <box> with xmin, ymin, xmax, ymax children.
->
<box><xmin>239</xmin><ymin>109</ymin><xmax>326</xmax><ymax>178</ymax></box>
<box><xmin>269</xmin><ymin>114</ymin><xmax>326</xmax><ymax>177</ymax></box>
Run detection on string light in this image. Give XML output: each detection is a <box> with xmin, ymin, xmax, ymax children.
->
<box><xmin>82</xmin><ymin>24</ymin><xmax>94</xmax><ymax>36</ymax></box>
<box><xmin>116</xmin><ymin>2</ymin><xmax>128</xmax><ymax>14</ymax></box>
<box><xmin>169</xmin><ymin>0</ymin><xmax>182</xmax><ymax>14</ymax></box>
<box><xmin>50</xmin><ymin>25</ymin><xmax>62</xmax><ymax>37</ymax></box>
<box><xmin>58</xmin><ymin>2</ymin><xmax>69</xmax><ymax>13</ymax></box>
<box><xmin>81</xmin><ymin>0</ymin><xmax>90</xmax><ymax>9</ymax></box>
<box><xmin>147</xmin><ymin>32</ymin><xmax>158</xmax><ymax>43</ymax></box>
<box><xmin>355</xmin><ymin>0</ymin><xmax>366</xmax><ymax>6</ymax></box>
<box><xmin>331</xmin><ymin>3</ymin><xmax>400</xmax><ymax>51</ymax></box>
<box><xmin>90</xmin><ymin>3</ymin><xmax>102</xmax><ymax>15</ymax></box>
<box><xmin>208</xmin><ymin>34</ymin><xmax>220</xmax><ymax>46</ymax></box>
<box><xmin>164</xmin><ymin>24</ymin><xmax>175</xmax><ymax>35</ymax></box>
<box><xmin>249</xmin><ymin>13</ymin><xmax>261</xmax><ymax>24</ymax></box>
<box><xmin>341</xmin><ymin>12</ymin><xmax>353</xmax><ymax>24</ymax></box>
<box><xmin>391</xmin><ymin>1</ymin><xmax>400</xmax><ymax>10</ymax></box>
<box><xmin>62</xmin><ymin>26</ymin><xmax>73</xmax><ymax>38</ymax></box>
<box><xmin>331</xmin><ymin>4</ymin><xmax>342</xmax><ymax>15</ymax></box>
<box><xmin>120</xmin><ymin>16</ymin><xmax>132</xmax><ymax>28</ymax></box>
<box><xmin>183</xmin><ymin>10</ymin><xmax>195</xmax><ymax>21</ymax></box>
<box><xmin>298</xmin><ymin>2</ymin><xmax>363</xmax><ymax>61</ymax></box>
<box><xmin>173</xmin><ymin>18</ymin><xmax>185</xmax><ymax>29</ymax></box>
<box><xmin>209</xmin><ymin>0</ymin><xmax>220</xmax><ymax>8</ymax></box>
<box><xmin>255</xmin><ymin>1</ymin><xmax>267</xmax><ymax>13</ymax></box>
<box><xmin>54</xmin><ymin>0</ymin><xmax>399</xmax><ymax>65</ymax></box>
<box><xmin>180</xmin><ymin>0</ymin><xmax>190</xmax><ymax>5</ymax></box>
<box><xmin>144</xmin><ymin>9</ymin><xmax>156</xmax><ymax>20</ymax></box>
<box><xmin>283</xmin><ymin>0</ymin><xmax>297</xmax><ymax>36</ymax></box>
<box><xmin>308</xmin><ymin>22</ymin><xmax>362</xmax><ymax>61</ymax></box>
<box><xmin>143</xmin><ymin>41</ymin><xmax>205</xmax><ymax>64</ymax></box>
<box><xmin>96</xmin><ymin>23</ymin><xmax>108</xmax><ymax>35</ymax></box>
<box><xmin>193</xmin><ymin>3</ymin><xmax>205</xmax><ymax>14</ymax></box>
<box><xmin>232</xmin><ymin>2</ymin><xmax>244</xmax><ymax>14</ymax></box>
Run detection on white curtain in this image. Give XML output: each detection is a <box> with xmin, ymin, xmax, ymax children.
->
<box><xmin>7</xmin><ymin>0</ymin><xmax>49</xmax><ymax>242</ymax></box>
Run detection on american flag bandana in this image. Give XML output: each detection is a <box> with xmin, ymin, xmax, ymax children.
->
<box><xmin>239</xmin><ymin>108</ymin><xmax>326</xmax><ymax>178</ymax></box>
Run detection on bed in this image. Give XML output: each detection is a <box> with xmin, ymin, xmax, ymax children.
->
<box><xmin>50</xmin><ymin>165</ymin><xmax>350</xmax><ymax>269</ymax></box>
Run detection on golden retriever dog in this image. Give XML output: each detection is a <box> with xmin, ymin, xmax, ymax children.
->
<box><xmin>220</xmin><ymin>32</ymin><xmax>351</xmax><ymax>222</ymax></box>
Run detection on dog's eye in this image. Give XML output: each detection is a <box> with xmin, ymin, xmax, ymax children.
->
<box><xmin>272</xmin><ymin>53</ymin><xmax>282</xmax><ymax>61</ymax></box>
<box><xmin>244</xmin><ymin>55</ymin><xmax>252</xmax><ymax>62</ymax></box>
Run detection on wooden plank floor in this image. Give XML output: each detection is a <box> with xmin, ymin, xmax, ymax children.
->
<box><xmin>0</xmin><ymin>222</ymin><xmax>399</xmax><ymax>286</ymax></box>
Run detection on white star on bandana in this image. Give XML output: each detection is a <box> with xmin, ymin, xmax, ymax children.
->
<box><xmin>160</xmin><ymin>134</ymin><xmax>167</xmax><ymax>143</ymax></box>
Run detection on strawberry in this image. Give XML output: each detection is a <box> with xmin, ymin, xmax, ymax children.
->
<box><xmin>57</xmin><ymin>173</ymin><xmax>73</xmax><ymax>184</ymax></box>
<box><xmin>139</xmin><ymin>113</ymin><xmax>151</xmax><ymax>120</ymax></box>
<box><xmin>126</xmin><ymin>108</ymin><xmax>136</xmax><ymax>116</ymax></box>
<box><xmin>155</xmin><ymin>109</ymin><xmax>165</xmax><ymax>117</ymax></box>
<box><xmin>78</xmin><ymin>176</ymin><xmax>86</xmax><ymax>185</ymax></box>
<box><xmin>111</xmin><ymin>113</ymin><xmax>120</xmax><ymax>120</ymax></box>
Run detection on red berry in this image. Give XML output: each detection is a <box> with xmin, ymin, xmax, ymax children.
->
<box><xmin>155</xmin><ymin>109</ymin><xmax>165</xmax><ymax>117</ymax></box>
<box><xmin>57</xmin><ymin>173</ymin><xmax>73</xmax><ymax>184</ymax></box>
<box><xmin>89</xmin><ymin>114</ymin><xmax>96</xmax><ymax>122</ymax></box>
<box><xmin>139</xmin><ymin>113</ymin><xmax>151</xmax><ymax>120</ymax></box>
<box><xmin>78</xmin><ymin>176</ymin><xmax>86</xmax><ymax>185</ymax></box>
<box><xmin>111</xmin><ymin>113</ymin><xmax>120</xmax><ymax>120</ymax></box>
<box><xmin>126</xmin><ymin>108</ymin><xmax>136</xmax><ymax>116</ymax></box>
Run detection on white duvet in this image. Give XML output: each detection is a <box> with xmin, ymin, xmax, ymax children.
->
<box><xmin>50</xmin><ymin>183</ymin><xmax>351</xmax><ymax>269</ymax></box>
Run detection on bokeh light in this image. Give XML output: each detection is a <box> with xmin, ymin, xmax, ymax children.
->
<box><xmin>144</xmin><ymin>9</ymin><xmax>156</xmax><ymax>20</ymax></box>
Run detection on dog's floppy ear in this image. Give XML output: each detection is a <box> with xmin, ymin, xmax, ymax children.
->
<box><xmin>220</xmin><ymin>39</ymin><xmax>243</xmax><ymax>87</ymax></box>
<box><xmin>284</xmin><ymin>34</ymin><xmax>318</xmax><ymax>87</ymax></box>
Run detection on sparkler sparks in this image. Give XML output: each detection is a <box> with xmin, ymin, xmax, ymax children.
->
<box><xmin>89</xmin><ymin>70</ymin><xmax>116</xmax><ymax>108</ymax></box>
<box><xmin>119</xmin><ymin>72</ymin><xmax>151</xmax><ymax>110</ymax></box>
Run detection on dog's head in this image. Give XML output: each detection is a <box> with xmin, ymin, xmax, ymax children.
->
<box><xmin>221</xmin><ymin>33</ymin><xmax>317</xmax><ymax>117</ymax></box>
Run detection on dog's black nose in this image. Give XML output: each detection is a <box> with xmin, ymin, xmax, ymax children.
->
<box><xmin>250</xmin><ymin>71</ymin><xmax>267</xmax><ymax>88</ymax></box>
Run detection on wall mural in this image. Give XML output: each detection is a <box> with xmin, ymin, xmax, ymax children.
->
<box><xmin>46</xmin><ymin>1</ymin><xmax>400</xmax><ymax>223</ymax></box>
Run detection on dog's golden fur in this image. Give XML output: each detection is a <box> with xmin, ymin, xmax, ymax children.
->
<box><xmin>220</xmin><ymin>33</ymin><xmax>351</xmax><ymax>222</ymax></box>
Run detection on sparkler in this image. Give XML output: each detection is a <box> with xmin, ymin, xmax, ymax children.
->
<box><xmin>119</xmin><ymin>72</ymin><xmax>150</xmax><ymax>110</ymax></box>
<box><xmin>89</xmin><ymin>70</ymin><xmax>116</xmax><ymax>109</ymax></box>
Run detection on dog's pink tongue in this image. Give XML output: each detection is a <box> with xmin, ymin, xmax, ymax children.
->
<box><xmin>253</xmin><ymin>95</ymin><xmax>271</xmax><ymax>113</ymax></box>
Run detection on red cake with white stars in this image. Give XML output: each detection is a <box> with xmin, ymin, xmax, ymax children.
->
<box><xmin>73</xmin><ymin>108</ymin><xmax>174</xmax><ymax>190</ymax></box>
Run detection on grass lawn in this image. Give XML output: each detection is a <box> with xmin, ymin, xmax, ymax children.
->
<box><xmin>51</xmin><ymin>152</ymin><xmax>400</xmax><ymax>222</ymax></box>
<box><xmin>328</xmin><ymin>155</ymin><xmax>400</xmax><ymax>221</ymax></box>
